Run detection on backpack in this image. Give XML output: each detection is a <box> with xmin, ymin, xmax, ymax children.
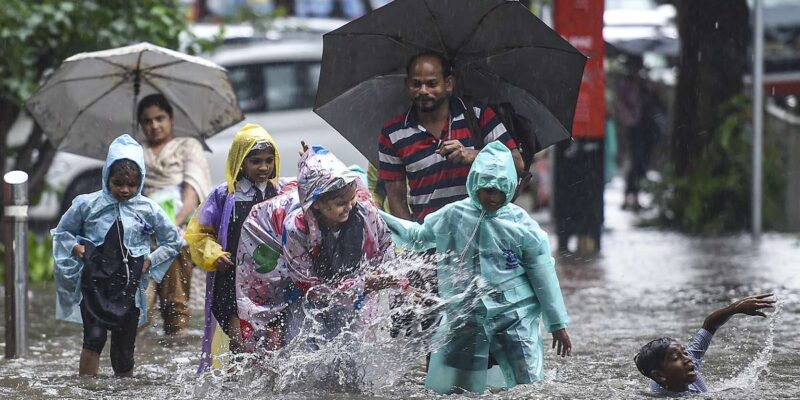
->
<box><xmin>463</xmin><ymin>101</ymin><xmax>541</xmax><ymax>200</ymax></box>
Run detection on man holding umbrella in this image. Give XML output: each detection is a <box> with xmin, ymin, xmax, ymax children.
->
<box><xmin>378</xmin><ymin>53</ymin><xmax>523</xmax><ymax>222</ymax></box>
<box><xmin>378</xmin><ymin>52</ymin><xmax>524</xmax><ymax>344</ymax></box>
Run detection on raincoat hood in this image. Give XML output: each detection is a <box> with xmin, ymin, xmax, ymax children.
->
<box><xmin>297</xmin><ymin>145</ymin><xmax>356</xmax><ymax>210</ymax></box>
<box><xmin>225</xmin><ymin>123</ymin><xmax>281</xmax><ymax>193</ymax></box>
<box><xmin>102</xmin><ymin>134</ymin><xmax>146</xmax><ymax>197</ymax></box>
<box><xmin>466</xmin><ymin>141</ymin><xmax>517</xmax><ymax>212</ymax></box>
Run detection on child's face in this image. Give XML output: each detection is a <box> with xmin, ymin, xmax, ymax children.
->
<box><xmin>242</xmin><ymin>148</ymin><xmax>276</xmax><ymax>183</ymax></box>
<box><xmin>477</xmin><ymin>187</ymin><xmax>506</xmax><ymax>212</ymax></box>
<box><xmin>313</xmin><ymin>183</ymin><xmax>357</xmax><ymax>229</ymax></box>
<box><xmin>651</xmin><ymin>342</ymin><xmax>697</xmax><ymax>391</ymax></box>
<box><xmin>108</xmin><ymin>171</ymin><xmax>141</xmax><ymax>202</ymax></box>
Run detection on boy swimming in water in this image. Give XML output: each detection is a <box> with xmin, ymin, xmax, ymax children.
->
<box><xmin>634</xmin><ymin>293</ymin><xmax>776</xmax><ymax>395</ymax></box>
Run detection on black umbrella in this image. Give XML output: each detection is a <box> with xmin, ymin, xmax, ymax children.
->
<box><xmin>314</xmin><ymin>0</ymin><xmax>587</xmax><ymax>166</ymax></box>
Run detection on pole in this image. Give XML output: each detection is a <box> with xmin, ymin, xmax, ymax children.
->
<box><xmin>752</xmin><ymin>0</ymin><xmax>764</xmax><ymax>238</ymax></box>
<box><xmin>4</xmin><ymin>170</ymin><xmax>29</xmax><ymax>359</ymax></box>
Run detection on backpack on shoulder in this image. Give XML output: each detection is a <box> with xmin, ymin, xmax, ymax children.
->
<box><xmin>462</xmin><ymin>100</ymin><xmax>542</xmax><ymax>201</ymax></box>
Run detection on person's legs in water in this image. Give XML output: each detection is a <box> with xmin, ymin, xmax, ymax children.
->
<box><xmin>109</xmin><ymin>308</ymin><xmax>140</xmax><ymax>377</ymax></box>
<box><xmin>624</xmin><ymin>124</ymin><xmax>656</xmax><ymax>210</ymax></box>
<box><xmin>157</xmin><ymin>247</ymin><xmax>192</xmax><ymax>336</ymax></box>
<box><xmin>79</xmin><ymin>303</ymin><xmax>107</xmax><ymax>377</ymax></box>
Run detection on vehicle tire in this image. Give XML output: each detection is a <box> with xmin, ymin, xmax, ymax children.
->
<box><xmin>60</xmin><ymin>169</ymin><xmax>103</xmax><ymax>216</ymax></box>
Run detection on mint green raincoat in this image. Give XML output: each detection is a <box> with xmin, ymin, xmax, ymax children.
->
<box><xmin>380</xmin><ymin>141</ymin><xmax>569</xmax><ymax>394</ymax></box>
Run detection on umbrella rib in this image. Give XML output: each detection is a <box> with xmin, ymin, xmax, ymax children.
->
<box><xmin>458</xmin><ymin>44</ymin><xmax>585</xmax><ymax>67</ymax></box>
<box><xmin>421</xmin><ymin>0</ymin><xmax>450</xmax><ymax>57</ymax></box>
<box><xmin>94</xmin><ymin>57</ymin><xmax>136</xmax><ymax>73</ymax></box>
<box><xmin>467</xmin><ymin>65</ymin><xmax>571</xmax><ymax>134</ymax></box>
<box><xmin>325</xmin><ymin>31</ymin><xmax>437</xmax><ymax>54</ymax></box>
<box><xmin>140</xmin><ymin>59</ymin><xmax>193</xmax><ymax>73</ymax></box>
<box><xmin>452</xmin><ymin>1</ymin><xmax>509</xmax><ymax>56</ymax></box>
<box><xmin>144</xmin><ymin>72</ymin><xmax>237</xmax><ymax>115</ymax></box>
<box><xmin>30</xmin><ymin>73</ymin><xmax>127</xmax><ymax>97</ymax></box>
<box><xmin>63</xmin><ymin>79</ymin><xmax>129</xmax><ymax>138</ymax></box>
<box><xmin>140</xmin><ymin>74</ymin><xmax>205</xmax><ymax>135</ymax></box>
<box><xmin>144</xmin><ymin>71</ymin><xmax>231</xmax><ymax>96</ymax></box>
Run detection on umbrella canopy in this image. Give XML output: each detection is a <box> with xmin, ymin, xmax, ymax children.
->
<box><xmin>26</xmin><ymin>42</ymin><xmax>243</xmax><ymax>159</ymax></box>
<box><xmin>314</xmin><ymin>0</ymin><xmax>586</xmax><ymax>166</ymax></box>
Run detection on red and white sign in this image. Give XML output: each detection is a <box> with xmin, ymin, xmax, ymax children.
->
<box><xmin>554</xmin><ymin>0</ymin><xmax>606</xmax><ymax>139</ymax></box>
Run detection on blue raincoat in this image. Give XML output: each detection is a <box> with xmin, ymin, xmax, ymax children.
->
<box><xmin>380</xmin><ymin>141</ymin><xmax>569</xmax><ymax>394</ymax></box>
<box><xmin>52</xmin><ymin>134</ymin><xmax>181</xmax><ymax>327</ymax></box>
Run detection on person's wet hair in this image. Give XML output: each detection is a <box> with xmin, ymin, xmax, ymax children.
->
<box><xmin>634</xmin><ymin>337</ymin><xmax>677</xmax><ymax>378</ymax></box>
<box><xmin>108</xmin><ymin>159</ymin><xmax>141</xmax><ymax>183</ymax></box>
<box><xmin>247</xmin><ymin>140</ymin><xmax>274</xmax><ymax>157</ymax></box>
<box><xmin>406</xmin><ymin>52</ymin><xmax>453</xmax><ymax>78</ymax></box>
<box><xmin>137</xmin><ymin>93</ymin><xmax>173</xmax><ymax>119</ymax></box>
<box><xmin>317</xmin><ymin>180</ymin><xmax>356</xmax><ymax>204</ymax></box>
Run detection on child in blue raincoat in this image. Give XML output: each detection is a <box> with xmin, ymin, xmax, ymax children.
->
<box><xmin>52</xmin><ymin>134</ymin><xmax>181</xmax><ymax>377</ymax></box>
<box><xmin>380</xmin><ymin>141</ymin><xmax>572</xmax><ymax>394</ymax></box>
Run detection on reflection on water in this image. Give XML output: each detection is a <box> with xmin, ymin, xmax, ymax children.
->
<box><xmin>2</xmin><ymin>186</ymin><xmax>799</xmax><ymax>399</ymax></box>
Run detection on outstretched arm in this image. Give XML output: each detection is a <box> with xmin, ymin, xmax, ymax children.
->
<box><xmin>702</xmin><ymin>293</ymin><xmax>776</xmax><ymax>334</ymax></box>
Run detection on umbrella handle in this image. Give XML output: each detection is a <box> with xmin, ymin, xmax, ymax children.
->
<box><xmin>131</xmin><ymin>70</ymin><xmax>140</xmax><ymax>135</ymax></box>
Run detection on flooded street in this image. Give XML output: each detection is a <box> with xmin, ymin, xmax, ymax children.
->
<box><xmin>2</xmin><ymin>179</ymin><xmax>799</xmax><ymax>399</ymax></box>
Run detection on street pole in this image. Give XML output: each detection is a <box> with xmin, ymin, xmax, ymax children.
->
<box><xmin>4</xmin><ymin>170</ymin><xmax>29</xmax><ymax>359</ymax></box>
<box><xmin>752</xmin><ymin>0</ymin><xmax>764</xmax><ymax>238</ymax></box>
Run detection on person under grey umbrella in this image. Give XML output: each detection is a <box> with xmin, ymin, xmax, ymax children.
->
<box><xmin>137</xmin><ymin>94</ymin><xmax>211</xmax><ymax>337</ymax></box>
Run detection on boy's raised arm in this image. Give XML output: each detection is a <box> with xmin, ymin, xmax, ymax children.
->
<box><xmin>702</xmin><ymin>293</ymin><xmax>776</xmax><ymax>334</ymax></box>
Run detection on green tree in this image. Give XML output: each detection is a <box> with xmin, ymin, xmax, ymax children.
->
<box><xmin>0</xmin><ymin>0</ymin><xmax>209</xmax><ymax>201</ymax></box>
<box><xmin>653</xmin><ymin>0</ymin><xmax>784</xmax><ymax>233</ymax></box>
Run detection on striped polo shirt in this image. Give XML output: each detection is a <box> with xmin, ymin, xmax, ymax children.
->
<box><xmin>378</xmin><ymin>96</ymin><xmax>517</xmax><ymax>222</ymax></box>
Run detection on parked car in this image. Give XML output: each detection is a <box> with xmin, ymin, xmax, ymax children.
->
<box><xmin>23</xmin><ymin>22</ymin><xmax>366</xmax><ymax>224</ymax></box>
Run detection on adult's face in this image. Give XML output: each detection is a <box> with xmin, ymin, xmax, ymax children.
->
<box><xmin>406</xmin><ymin>56</ymin><xmax>454</xmax><ymax>113</ymax></box>
<box><xmin>139</xmin><ymin>105</ymin><xmax>174</xmax><ymax>146</ymax></box>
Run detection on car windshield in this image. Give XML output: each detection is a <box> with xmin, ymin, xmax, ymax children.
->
<box><xmin>227</xmin><ymin>61</ymin><xmax>321</xmax><ymax>113</ymax></box>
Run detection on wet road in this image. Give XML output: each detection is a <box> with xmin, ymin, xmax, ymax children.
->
<box><xmin>1</xmin><ymin>178</ymin><xmax>798</xmax><ymax>399</ymax></box>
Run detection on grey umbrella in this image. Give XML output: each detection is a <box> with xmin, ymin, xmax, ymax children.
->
<box><xmin>26</xmin><ymin>42</ymin><xmax>243</xmax><ymax>159</ymax></box>
<box><xmin>314</xmin><ymin>0</ymin><xmax>586</xmax><ymax>166</ymax></box>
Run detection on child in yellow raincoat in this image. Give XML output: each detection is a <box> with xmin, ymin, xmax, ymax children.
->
<box><xmin>184</xmin><ymin>124</ymin><xmax>294</xmax><ymax>373</ymax></box>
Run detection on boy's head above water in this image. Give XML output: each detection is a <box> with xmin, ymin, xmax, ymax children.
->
<box><xmin>635</xmin><ymin>337</ymin><xmax>697</xmax><ymax>392</ymax></box>
<box><xmin>108</xmin><ymin>159</ymin><xmax>141</xmax><ymax>202</ymax></box>
<box><xmin>240</xmin><ymin>141</ymin><xmax>276</xmax><ymax>183</ymax></box>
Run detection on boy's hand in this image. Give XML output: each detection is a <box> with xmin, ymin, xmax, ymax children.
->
<box><xmin>552</xmin><ymin>328</ymin><xmax>572</xmax><ymax>357</ymax></box>
<box><xmin>214</xmin><ymin>254</ymin><xmax>235</xmax><ymax>272</ymax></box>
<box><xmin>298</xmin><ymin>140</ymin><xmax>309</xmax><ymax>157</ymax></box>
<box><xmin>730</xmin><ymin>293</ymin><xmax>776</xmax><ymax>317</ymax></box>
<box><xmin>703</xmin><ymin>292</ymin><xmax>777</xmax><ymax>333</ymax></box>
<box><xmin>142</xmin><ymin>258</ymin><xmax>152</xmax><ymax>274</ymax></box>
<box><xmin>73</xmin><ymin>244</ymin><xmax>86</xmax><ymax>259</ymax></box>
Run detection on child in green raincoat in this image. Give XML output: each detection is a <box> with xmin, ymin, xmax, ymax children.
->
<box><xmin>380</xmin><ymin>141</ymin><xmax>572</xmax><ymax>394</ymax></box>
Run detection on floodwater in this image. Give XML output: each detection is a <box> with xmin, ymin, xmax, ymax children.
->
<box><xmin>1</xmin><ymin>179</ymin><xmax>798</xmax><ymax>399</ymax></box>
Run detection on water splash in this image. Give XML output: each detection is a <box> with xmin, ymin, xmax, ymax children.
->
<box><xmin>192</xmin><ymin>251</ymin><xmax>493</xmax><ymax>396</ymax></box>
<box><xmin>715</xmin><ymin>297</ymin><xmax>782</xmax><ymax>392</ymax></box>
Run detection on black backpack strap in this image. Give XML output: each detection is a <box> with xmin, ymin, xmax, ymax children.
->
<box><xmin>462</xmin><ymin>99</ymin><xmax>484</xmax><ymax>150</ymax></box>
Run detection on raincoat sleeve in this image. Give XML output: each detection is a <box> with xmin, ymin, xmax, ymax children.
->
<box><xmin>185</xmin><ymin>187</ymin><xmax>228</xmax><ymax>272</ymax></box>
<box><xmin>236</xmin><ymin>195</ymin><xmax>294</xmax><ymax>330</ymax></box>
<box><xmin>145</xmin><ymin>201</ymin><xmax>182</xmax><ymax>283</ymax></box>
<box><xmin>377</xmin><ymin>208</ymin><xmax>441</xmax><ymax>252</ymax></box>
<box><xmin>281</xmin><ymin>213</ymin><xmax>320</xmax><ymax>294</ymax></box>
<box><xmin>51</xmin><ymin>195</ymin><xmax>89</xmax><ymax>322</ymax></box>
<box><xmin>519</xmin><ymin>214</ymin><xmax>569</xmax><ymax>333</ymax></box>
